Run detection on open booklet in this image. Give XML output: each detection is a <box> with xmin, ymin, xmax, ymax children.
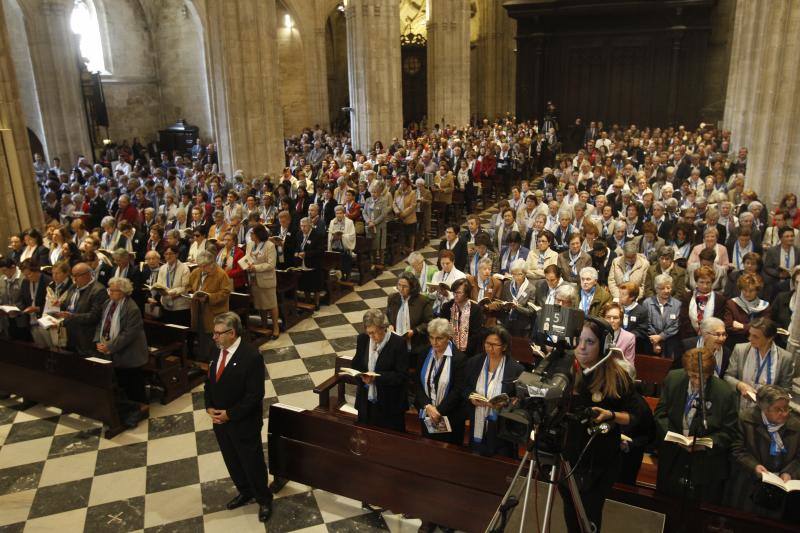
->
<box><xmin>468</xmin><ymin>392</ymin><xmax>510</xmax><ymax>409</ymax></box>
<box><xmin>237</xmin><ymin>255</ymin><xmax>253</xmax><ymax>270</ymax></box>
<box><xmin>761</xmin><ymin>471</ymin><xmax>800</xmax><ymax>492</ymax></box>
<box><xmin>180</xmin><ymin>291</ymin><xmax>209</xmax><ymax>299</ymax></box>
<box><xmin>0</xmin><ymin>305</ymin><xmax>20</xmax><ymax>313</ymax></box>
<box><xmin>36</xmin><ymin>314</ymin><xmax>63</xmax><ymax>329</ymax></box>
<box><xmin>338</xmin><ymin>367</ymin><xmax>380</xmax><ymax>378</ymax></box>
<box><xmin>424</xmin><ymin>415</ymin><xmax>452</xmax><ymax>434</ymax></box>
<box><xmin>144</xmin><ymin>282</ymin><xmax>168</xmax><ymax>292</ymax></box>
<box><xmin>664</xmin><ymin>431</ymin><xmax>713</xmax><ymax>449</ymax></box>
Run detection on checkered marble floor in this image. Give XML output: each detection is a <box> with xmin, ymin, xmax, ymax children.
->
<box><xmin>0</xmin><ymin>207</ymin><xmax>499</xmax><ymax>533</ymax></box>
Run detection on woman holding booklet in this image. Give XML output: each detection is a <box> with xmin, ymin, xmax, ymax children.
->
<box><xmin>655</xmin><ymin>348</ymin><xmax>739</xmax><ymax>505</ymax></box>
<box><xmin>488</xmin><ymin>258</ymin><xmax>537</xmax><ymax>338</ymax></box>
<box><xmin>464</xmin><ymin>325</ymin><xmax>523</xmax><ymax>458</ymax></box>
<box><xmin>726</xmin><ymin>385</ymin><xmax>800</xmax><ymax>522</ymax></box>
<box><xmin>245</xmin><ymin>225</ymin><xmax>279</xmax><ymax>339</ymax></box>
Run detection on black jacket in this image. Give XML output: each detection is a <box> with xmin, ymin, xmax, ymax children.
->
<box><xmin>20</xmin><ymin>273</ymin><xmax>52</xmax><ymax>317</ymax></box>
<box><xmin>351</xmin><ymin>332</ymin><xmax>409</xmax><ymax>426</ymax></box>
<box><xmin>414</xmin><ymin>347</ymin><xmax>467</xmax><ymax>444</ymax></box>
<box><xmin>438</xmin><ymin>238</ymin><xmax>469</xmax><ymax>273</ymax></box>
<box><xmin>293</xmin><ymin>229</ymin><xmax>325</xmax><ymax>268</ymax></box>
<box><xmin>385</xmin><ymin>293</ymin><xmax>433</xmax><ymax>354</ymax></box>
<box><xmin>61</xmin><ymin>281</ymin><xmax>109</xmax><ymax>355</ymax></box>
<box><xmin>204</xmin><ymin>338</ymin><xmax>265</xmax><ymax>429</ymax></box>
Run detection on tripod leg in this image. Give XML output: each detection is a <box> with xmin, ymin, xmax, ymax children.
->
<box><xmin>562</xmin><ymin>458</ymin><xmax>596</xmax><ymax>533</ymax></box>
<box><xmin>541</xmin><ymin>463</ymin><xmax>559</xmax><ymax>533</ymax></box>
<box><xmin>486</xmin><ymin>451</ymin><xmax>529</xmax><ymax>533</ymax></box>
<box><xmin>518</xmin><ymin>452</ymin><xmax>536</xmax><ymax>533</ymax></box>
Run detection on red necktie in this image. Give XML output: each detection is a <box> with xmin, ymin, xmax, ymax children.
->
<box><xmin>215</xmin><ymin>349</ymin><xmax>229</xmax><ymax>381</ymax></box>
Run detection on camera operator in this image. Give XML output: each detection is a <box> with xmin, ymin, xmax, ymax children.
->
<box><xmin>560</xmin><ymin>317</ymin><xmax>641</xmax><ymax>532</ymax></box>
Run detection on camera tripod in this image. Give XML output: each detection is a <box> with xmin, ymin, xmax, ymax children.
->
<box><xmin>486</xmin><ymin>442</ymin><xmax>595</xmax><ymax>533</ymax></box>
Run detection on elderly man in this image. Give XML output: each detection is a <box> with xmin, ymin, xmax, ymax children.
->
<box><xmin>643</xmin><ymin>247</ymin><xmax>687</xmax><ymax>299</ymax></box>
<box><xmin>578</xmin><ymin>267</ymin><xmax>611</xmax><ymax>318</ymax></box>
<box><xmin>682</xmin><ymin>317</ymin><xmax>731</xmax><ymax>377</ymax></box>
<box><xmin>56</xmin><ymin>262</ymin><xmax>109</xmax><ymax>355</ymax></box>
<box><xmin>204</xmin><ymin>312</ymin><xmax>273</xmax><ymax>522</ymax></box>
<box><xmin>95</xmin><ymin>277</ymin><xmax>148</xmax><ymax>428</ymax></box>
<box><xmin>187</xmin><ymin>250</ymin><xmax>232</xmax><ymax>360</ymax></box>
<box><xmin>608</xmin><ymin>242</ymin><xmax>650</xmax><ymax>300</ymax></box>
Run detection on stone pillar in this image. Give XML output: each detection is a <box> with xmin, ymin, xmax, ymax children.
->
<box><xmin>344</xmin><ymin>0</ymin><xmax>402</xmax><ymax>152</ymax></box>
<box><xmin>723</xmin><ymin>0</ymin><xmax>800</xmax><ymax>205</ymax></box>
<box><xmin>24</xmin><ymin>0</ymin><xmax>92</xmax><ymax>163</ymax></box>
<box><xmin>203</xmin><ymin>0</ymin><xmax>284</xmax><ymax>177</ymax></box>
<box><xmin>0</xmin><ymin>0</ymin><xmax>44</xmax><ymax>246</ymax></box>
<box><xmin>475</xmin><ymin>0</ymin><xmax>516</xmax><ymax>120</ymax></box>
<box><xmin>426</xmin><ymin>0</ymin><xmax>470</xmax><ymax>129</ymax></box>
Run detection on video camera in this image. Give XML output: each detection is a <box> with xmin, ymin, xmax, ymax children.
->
<box><xmin>496</xmin><ymin>305</ymin><xmax>586</xmax><ymax>452</ymax></box>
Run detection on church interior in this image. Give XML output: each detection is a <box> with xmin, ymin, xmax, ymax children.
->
<box><xmin>1</xmin><ymin>0</ymin><xmax>800</xmax><ymax>532</ymax></box>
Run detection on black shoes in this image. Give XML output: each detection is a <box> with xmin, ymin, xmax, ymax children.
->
<box><xmin>269</xmin><ymin>477</ymin><xmax>288</xmax><ymax>493</ymax></box>
<box><xmin>226</xmin><ymin>493</ymin><xmax>254</xmax><ymax>510</ymax></box>
<box><xmin>258</xmin><ymin>501</ymin><xmax>273</xmax><ymax>522</ymax></box>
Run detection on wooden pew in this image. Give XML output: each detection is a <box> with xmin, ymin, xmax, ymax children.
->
<box><xmin>354</xmin><ymin>235</ymin><xmax>374</xmax><ymax>285</ymax></box>
<box><xmin>268</xmin><ymin>404</ymin><xmax>519</xmax><ymax>533</ymax></box>
<box><xmin>142</xmin><ymin>319</ymin><xmax>201</xmax><ymax>404</ymax></box>
<box><xmin>274</xmin><ymin>388</ymin><xmax>799</xmax><ymax>533</ymax></box>
<box><xmin>0</xmin><ymin>339</ymin><xmax>125</xmax><ymax>438</ymax></box>
<box><xmin>634</xmin><ymin>353</ymin><xmax>674</xmax><ymax>398</ymax></box>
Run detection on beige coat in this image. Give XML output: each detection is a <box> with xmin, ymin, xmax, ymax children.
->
<box><xmin>393</xmin><ymin>189</ymin><xmax>417</xmax><ymax>225</ymax></box>
<box><xmin>187</xmin><ymin>264</ymin><xmax>232</xmax><ymax>332</ymax></box>
<box><xmin>608</xmin><ymin>253</ymin><xmax>650</xmax><ymax>299</ymax></box>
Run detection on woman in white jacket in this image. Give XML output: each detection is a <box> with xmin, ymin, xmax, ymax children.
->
<box><xmin>328</xmin><ymin>205</ymin><xmax>356</xmax><ymax>280</ymax></box>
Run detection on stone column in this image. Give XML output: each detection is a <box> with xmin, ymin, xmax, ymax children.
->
<box><xmin>24</xmin><ymin>0</ymin><xmax>92</xmax><ymax>163</ymax></box>
<box><xmin>344</xmin><ymin>0</ymin><xmax>402</xmax><ymax>152</ymax></box>
<box><xmin>203</xmin><ymin>0</ymin><xmax>284</xmax><ymax>177</ymax></box>
<box><xmin>474</xmin><ymin>0</ymin><xmax>516</xmax><ymax>120</ymax></box>
<box><xmin>426</xmin><ymin>0</ymin><xmax>470</xmax><ymax>128</ymax></box>
<box><xmin>723</xmin><ymin>0</ymin><xmax>800</xmax><ymax>205</ymax></box>
<box><xmin>0</xmin><ymin>0</ymin><xmax>44</xmax><ymax>246</ymax></box>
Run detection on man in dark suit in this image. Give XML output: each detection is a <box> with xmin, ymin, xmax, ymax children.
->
<box><xmin>317</xmin><ymin>187</ymin><xmax>338</xmax><ymax>227</ymax></box>
<box><xmin>19</xmin><ymin>259</ymin><xmax>51</xmax><ymax>344</ymax></box>
<box><xmin>204</xmin><ymin>312</ymin><xmax>272</xmax><ymax>522</ymax></box>
<box><xmin>294</xmin><ymin>217</ymin><xmax>325</xmax><ymax>309</ymax></box>
<box><xmin>763</xmin><ymin>228</ymin><xmax>800</xmax><ymax>298</ymax></box>
<box><xmin>56</xmin><ymin>262</ymin><xmax>109</xmax><ymax>355</ymax></box>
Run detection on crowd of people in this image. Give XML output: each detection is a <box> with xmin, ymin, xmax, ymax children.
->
<box><xmin>3</xmin><ymin>116</ymin><xmax>800</xmax><ymax>530</ymax></box>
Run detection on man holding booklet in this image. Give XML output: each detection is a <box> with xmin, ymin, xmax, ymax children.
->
<box><xmin>654</xmin><ymin>348</ymin><xmax>739</xmax><ymax>504</ymax></box>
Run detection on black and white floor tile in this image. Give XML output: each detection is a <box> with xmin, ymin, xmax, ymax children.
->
<box><xmin>0</xmin><ymin>207</ymin><xmax>500</xmax><ymax>532</ymax></box>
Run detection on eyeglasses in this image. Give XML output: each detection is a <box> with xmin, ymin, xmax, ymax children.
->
<box><xmin>485</xmin><ymin>342</ymin><xmax>503</xmax><ymax>348</ymax></box>
<box><xmin>212</xmin><ymin>329</ymin><xmax>233</xmax><ymax>337</ymax></box>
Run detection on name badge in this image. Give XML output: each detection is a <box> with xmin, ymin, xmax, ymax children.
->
<box><xmin>630</xmin><ymin>316</ymin><xmax>637</xmax><ymax>322</ymax></box>
<box><xmin>669</xmin><ymin>314</ymin><xmax>677</xmax><ymax>320</ymax></box>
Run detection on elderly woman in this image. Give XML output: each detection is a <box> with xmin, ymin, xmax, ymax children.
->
<box><xmin>414</xmin><ymin>318</ymin><xmax>467</xmax><ymax>445</ymax></box>
<box><xmin>208</xmin><ymin>210</ymin><xmax>228</xmax><ymax>242</ymax></box>
<box><xmin>404</xmin><ymin>251</ymin><xmax>437</xmax><ymax>298</ymax></box>
<box><xmin>679</xmin><ymin>265</ymin><xmax>727</xmax><ymax>339</ymax></box>
<box><xmin>327</xmin><ymin>205</ymin><xmax>356</xmax><ymax>281</ymax></box>
<box><xmin>495</xmin><ymin>208</ymin><xmax>521</xmax><ymax>251</ymax></box>
<box><xmin>683</xmin><ymin>317</ymin><xmax>731</xmax><ymax>377</ymax></box>
<box><xmin>490</xmin><ymin>259</ymin><xmax>537</xmax><ymax>338</ymax></box>
<box><xmin>153</xmin><ymin>244</ymin><xmax>192</xmax><ymax>326</ymax></box>
<box><xmin>688</xmin><ymin>227</ymin><xmax>730</xmax><ymax>269</ymax></box>
<box><xmin>655</xmin><ymin>348</ymin><xmax>739</xmax><ymax>505</ymax></box>
<box><xmin>95</xmin><ymin>277</ymin><xmax>149</xmax><ymax>428</ymax></box>
<box><xmin>386</xmin><ymin>272</ymin><xmax>433</xmax><ymax>356</ymax></box>
<box><xmin>187</xmin><ymin>227</ymin><xmax>208</xmax><ymax>264</ymax></box>
<box><xmin>465</xmin><ymin>325</ymin><xmax>524</xmax><ymax>457</ymax></box>
<box><xmin>187</xmin><ymin>250</ymin><xmax>233</xmax><ymax>358</ymax></box>
<box><xmin>246</xmin><ymin>225</ymin><xmax>280</xmax><ymax>340</ymax></box>
<box><xmin>216</xmin><ymin>232</ymin><xmax>246</xmax><ymax>290</ymax></box>
<box><xmin>726</xmin><ymin>385</ymin><xmax>800</xmax><ymax>521</ymax></box>
<box><xmin>643</xmin><ymin>274</ymin><xmax>682</xmax><ymax>359</ymax></box>
<box><xmin>393</xmin><ymin>176</ymin><xmax>417</xmax><ymax>255</ymax></box>
<box><xmin>557</xmin><ymin>232</ymin><xmax>592</xmax><ymax>284</ymax></box>
<box><xmin>363</xmin><ymin>181</ymin><xmax>389</xmax><ymax>268</ymax></box>
<box><xmin>578</xmin><ymin>266</ymin><xmax>611</xmax><ymax>318</ymax></box>
<box><xmin>439</xmin><ymin>278</ymin><xmax>484</xmax><ymax>357</ymax></box>
<box><xmin>351</xmin><ymin>309</ymin><xmax>409</xmax><ymax>432</ymax></box>
<box><xmin>551</xmin><ymin>210</ymin><xmax>575</xmax><ymax>253</ymax></box>
<box><xmin>724</xmin><ymin>318</ymin><xmax>795</xmax><ymax>409</ymax></box>
<box><xmin>467</xmin><ymin>257</ymin><xmax>502</xmax><ymax>304</ymax></box>
<box><xmin>497</xmin><ymin>231</ymin><xmax>528</xmax><ymax>274</ymax></box>
<box><xmin>524</xmin><ymin>229</ymin><xmax>558</xmax><ymax>280</ymax></box>
<box><xmin>724</xmin><ymin>273</ymin><xmax>770</xmax><ymax>348</ymax></box>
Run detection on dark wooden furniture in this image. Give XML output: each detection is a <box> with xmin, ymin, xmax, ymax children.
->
<box><xmin>0</xmin><ymin>339</ymin><xmax>125</xmax><ymax>437</ymax></box>
<box><xmin>142</xmin><ymin>319</ymin><xmax>202</xmax><ymax>404</ymax></box>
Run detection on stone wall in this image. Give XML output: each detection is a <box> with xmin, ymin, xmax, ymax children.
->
<box><xmin>151</xmin><ymin>0</ymin><xmax>212</xmax><ymax>141</ymax></box>
<box><xmin>276</xmin><ymin>4</ymin><xmax>310</xmax><ymax>136</ymax></box>
<box><xmin>100</xmin><ymin>0</ymin><xmax>161</xmax><ymax>144</ymax></box>
<box><xmin>701</xmin><ymin>0</ymin><xmax>735</xmax><ymax>122</ymax></box>
<box><xmin>3</xmin><ymin>0</ymin><xmax>46</xmax><ymax>158</ymax></box>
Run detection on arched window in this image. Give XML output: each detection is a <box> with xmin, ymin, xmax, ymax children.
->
<box><xmin>70</xmin><ymin>0</ymin><xmax>107</xmax><ymax>74</ymax></box>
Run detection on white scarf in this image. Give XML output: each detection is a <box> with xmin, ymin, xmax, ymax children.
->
<box><xmin>421</xmin><ymin>344</ymin><xmax>453</xmax><ymax>408</ymax></box>
<box><xmin>396</xmin><ymin>296</ymin><xmax>411</xmax><ymax>335</ymax></box>
<box><xmin>742</xmin><ymin>344</ymin><xmax>777</xmax><ymax>389</ymax></box>
<box><xmin>473</xmin><ymin>356</ymin><xmax>506</xmax><ymax>442</ymax></box>
<box><xmin>418</xmin><ymin>263</ymin><xmax>428</xmax><ymax>293</ymax></box>
<box><xmin>509</xmin><ymin>278</ymin><xmax>529</xmax><ymax>305</ymax></box>
<box><xmin>367</xmin><ymin>332</ymin><xmax>392</xmax><ymax>402</ymax></box>
<box><xmin>762</xmin><ymin>411</ymin><xmax>787</xmax><ymax>456</ymax></box>
<box><xmin>688</xmin><ymin>291</ymin><xmax>715</xmax><ymax>331</ymax></box>
<box><xmin>733</xmin><ymin>296</ymin><xmax>768</xmax><ymax>316</ymax></box>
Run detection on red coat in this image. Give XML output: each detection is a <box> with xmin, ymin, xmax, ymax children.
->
<box><xmin>219</xmin><ymin>245</ymin><xmax>246</xmax><ymax>289</ymax></box>
<box><xmin>481</xmin><ymin>155</ymin><xmax>497</xmax><ymax>178</ymax></box>
<box><xmin>343</xmin><ymin>201</ymin><xmax>362</xmax><ymax>222</ymax></box>
<box><xmin>116</xmin><ymin>204</ymin><xmax>140</xmax><ymax>228</ymax></box>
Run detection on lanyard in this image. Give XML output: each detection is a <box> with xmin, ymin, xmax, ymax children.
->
<box><xmin>166</xmin><ymin>265</ymin><xmax>176</xmax><ymax>288</ymax></box>
<box><xmin>754</xmin><ymin>348</ymin><xmax>773</xmax><ymax>385</ymax></box>
<box><xmin>427</xmin><ymin>353</ymin><xmax>447</xmax><ymax>400</ymax></box>
<box><xmin>684</xmin><ymin>391</ymin><xmax>698</xmax><ymax>419</ymax></box>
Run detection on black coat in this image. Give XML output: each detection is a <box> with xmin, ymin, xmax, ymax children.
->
<box><xmin>20</xmin><ymin>273</ymin><xmax>52</xmax><ymax>317</ymax></box>
<box><xmin>438</xmin><ymin>300</ymin><xmax>485</xmax><ymax>357</ymax></box>
<box><xmin>351</xmin><ymin>332</ymin><xmax>409</xmax><ymax>429</ymax></box>
<box><xmin>438</xmin><ymin>238</ymin><xmax>469</xmax><ymax>273</ymax></box>
<box><xmin>317</xmin><ymin>198</ymin><xmax>338</xmax><ymax>227</ymax></box>
<box><xmin>414</xmin><ymin>347</ymin><xmax>467</xmax><ymax>444</ymax></box>
<box><xmin>622</xmin><ymin>302</ymin><xmax>650</xmax><ymax>352</ymax></box>
<box><xmin>464</xmin><ymin>354</ymin><xmax>524</xmax><ymax>457</ymax></box>
<box><xmin>385</xmin><ymin>293</ymin><xmax>433</xmax><ymax>354</ymax></box>
<box><xmin>61</xmin><ymin>281</ymin><xmax>109</xmax><ymax>355</ymax></box>
<box><xmin>204</xmin><ymin>338</ymin><xmax>265</xmax><ymax>429</ymax></box>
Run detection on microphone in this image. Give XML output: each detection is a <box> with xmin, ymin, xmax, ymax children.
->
<box><xmin>587</xmin><ymin>422</ymin><xmax>611</xmax><ymax>436</ymax></box>
<box><xmin>582</xmin><ymin>347</ymin><xmax>624</xmax><ymax>375</ymax></box>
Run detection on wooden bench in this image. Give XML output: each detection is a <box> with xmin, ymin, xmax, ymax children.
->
<box><xmin>142</xmin><ymin>319</ymin><xmax>201</xmax><ymax>404</ymax></box>
<box><xmin>0</xmin><ymin>339</ymin><xmax>125</xmax><ymax>438</ymax></box>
